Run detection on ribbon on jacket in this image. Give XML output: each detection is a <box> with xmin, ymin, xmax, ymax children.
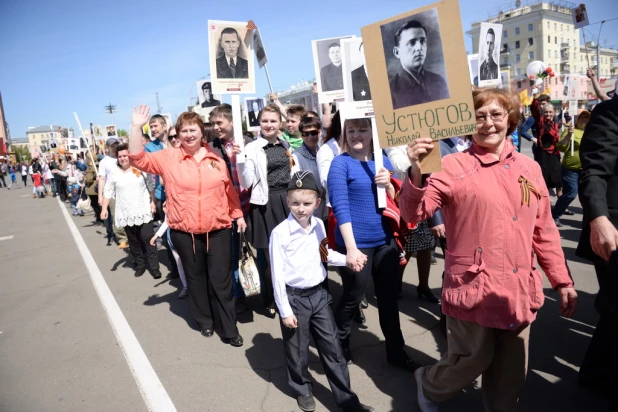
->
<box><xmin>320</xmin><ymin>238</ymin><xmax>329</xmax><ymax>263</ymax></box>
<box><xmin>518</xmin><ymin>176</ymin><xmax>541</xmax><ymax>206</ymax></box>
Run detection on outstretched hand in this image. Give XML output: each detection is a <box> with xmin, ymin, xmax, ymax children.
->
<box><xmin>132</xmin><ymin>105</ymin><xmax>151</xmax><ymax>128</ymax></box>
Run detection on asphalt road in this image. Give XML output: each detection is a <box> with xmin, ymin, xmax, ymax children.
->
<box><xmin>0</xmin><ymin>148</ymin><xmax>612</xmax><ymax>412</ymax></box>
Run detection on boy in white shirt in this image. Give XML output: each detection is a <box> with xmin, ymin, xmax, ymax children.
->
<box><xmin>269</xmin><ymin>171</ymin><xmax>373</xmax><ymax>412</ymax></box>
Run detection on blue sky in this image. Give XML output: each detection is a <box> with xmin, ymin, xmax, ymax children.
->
<box><xmin>1</xmin><ymin>0</ymin><xmax>616</xmax><ymax>138</ymax></box>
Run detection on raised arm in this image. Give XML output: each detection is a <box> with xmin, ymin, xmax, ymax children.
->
<box><xmin>130</xmin><ymin>105</ymin><xmax>150</xmax><ymax>155</ymax></box>
<box><xmin>587</xmin><ymin>68</ymin><xmax>610</xmax><ymax>102</ymax></box>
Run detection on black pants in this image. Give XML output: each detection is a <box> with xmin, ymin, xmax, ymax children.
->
<box><xmin>0</xmin><ymin>175</ymin><xmax>6</xmax><ymax>187</ymax></box>
<box><xmin>54</xmin><ymin>175</ymin><xmax>67</xmax><ymax>200</ymax></box>
<box><xmin>22</xmin><ymin>174</ymin><xmax>27</xmax><ymax>186</ymax></box>
<box><xmin>155</xmin><ymin>198</ymin><xmax>179</xmax><ymax>276</ymax></box>
<box><xmin>124</xmin><ymin>221</ymin><xmax>160</xmax><ymax>276</ymax></box>
<box><xmin>282</xmin><ymin>285</ymin><xmax>360</xmax><ymax>408</ymax></box>
<box><xmin>89</xmin><ymin>194</ymin><xmax>103</xmax><ymax>222</ymax></box>
<box><xmin>335</xmin><ymin>239</ymin><xmax>406</xmax><ymax>361</ymax></box>
<box><xmin>170</xmin><ymin>228</ymin><xmax>238</xmax><ymax>338</ymax></box>
<box><xmin>579</xmin><ymin>260</ymin><xmax>618</xmax><ymax>409</ymax></box>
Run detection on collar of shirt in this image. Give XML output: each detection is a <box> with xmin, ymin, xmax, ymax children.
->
<box><xmin>469</xmin><ymin>139</ymin><xmax>516</xmax><ymax>165</ymax></box>
<box><xmin>286</xmin><ymin>213</ymin><xmax>317</xmax><ymax>235</ymax></box>
<box><xmin>177</xmin><ymin>141</ymin><xmax>219</xmax><ymax>162</ymax></box>
<box><xmin>402</xmin><ymin>66</ymin><xmax>425</xmax><ymax>84</ymax></box>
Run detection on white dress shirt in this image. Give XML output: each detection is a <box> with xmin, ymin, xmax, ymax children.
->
<box><xmin>455</xmin><ymin>137</ymin><xmax>471</xmax><ymax>152</ymax></box>
<box><xmin>316</xmin><ymin>138</ymin><xmax>341</xmax><ymax>207</ymax></box>
<box><xmin>269</xmin><ymin>214</ymin><xmax>346</xmax><ymax>318</ymax></box>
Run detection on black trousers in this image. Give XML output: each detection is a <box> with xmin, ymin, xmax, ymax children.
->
<box><xmin>579</xmin><ymin>260</ymin><xmax>618</xmax><ymax>409</ymax></box>
<box><xmin>170</xmin><ymin>228</ymin><xmax>238</xmax><ymax>338</ymax></box>
<box><xmin>124</xmin><ymin>221</ymin><xmax>160</xmax><ymax>276</ymax></box>
<box><xmin>335</xmin><ymin>239</ymin><xmax>406</xmax><ymax>361</ymax></box>
<box><xmin>22</xmin><ymin>174</ymin><xmax>27</xmax><ymax>186</ymax></box>
<box><xmin>89</xmin><ymin>194</ymin><xmax>103</xmax><ymax>222</ymax></box>
<box><xmin>54</xmin><ymin>175</ymin><xmax>67</xmax><ymax>200</ymax></box>
<box><xmin>281</xmin><ymin>285</ymin><xmax>360</xmax><ymax>408</ymax></box>
<box><xmin>155</xmin><ymin>198</ymin><xmax>179</xmax><ymax>276</ymax></box>
<box><xmin>0</xmin><ymin>175</ymin><xmax>6</xmax><ymax>187</ymax></box>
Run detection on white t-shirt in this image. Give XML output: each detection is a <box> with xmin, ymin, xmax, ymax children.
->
<box><xmin>98</xmin><ymin>156</ymin><xmax>117</xmax><ymax>183</ymax></box>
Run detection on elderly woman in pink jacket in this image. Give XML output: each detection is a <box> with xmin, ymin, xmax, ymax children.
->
<box><xmin>400</xmin><ymin>88</ymin><xmax>578</xmax><ymax>412</ymax></box>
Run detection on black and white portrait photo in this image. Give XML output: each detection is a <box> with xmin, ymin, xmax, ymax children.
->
<box><xmin>106</xmin><ymin>125</ymin><xmax>117</xmax><ymax>137</ymax></box>
<box><xmin>208</xmin><ymin>20</ymin><xmax>256</xmax><ymax>95</ymax></box>
<box><xmin>467</xmin><ymin>53</ymin><xmax>479</xmax><ymax>86</ymax></box>
<box><xmin>478</xmin><ymin>22</ymin><xmax>502</xmax><ymax>86</ymax></box>
<box><xmin>196</xmin><ymin>80</ymin><xmax>221</xmax><ymax>108</ymax></box>
<box><xmin>93</xmin><ymin>125</ymin><xmax>103</xmax><ymax>137</ymax></box>
<box><xmin>312</xmin><ymin>35</ymin><xmax>355</xmax><ymax>102</ymax></box>
<box><xmin>253</xmin><ymin>28</ymin><xmax>268</xmax><ymax>68</ymax></box>
<box><xmin>244</xmin><ymin>97</ymin><xmax>265</xmax><ymax>131</ymax></box>
<box><xmin>342</xmin><ymin>38</ymin><xmax>372</xmax><ymax>102</ymax></box>
<box><xmin>380</xmin><ymin>8</ymin><xmax>450</xmax><ymax>110</ymax></box>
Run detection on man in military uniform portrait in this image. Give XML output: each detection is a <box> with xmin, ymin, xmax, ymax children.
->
<box><xmin>479</xmin><ymin>28</ymin><xmax>498</xmax><ymax>81</ymax></box>
<box><xmin>351</xmin><ymin>42</ymin><xmax>372</xmax><ymax>101</ymax></box>
<box><xmin>320</xmin><ymin>43</ymin><xmax>344</xmax><ymax>92</ymax></box>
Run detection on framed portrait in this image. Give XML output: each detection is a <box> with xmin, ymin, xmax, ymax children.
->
<box><xmin>253</xmin><ymin>28</ymin><xmax>268</xmax><ymax>68</ymax></box>
<box><xmin>500</xmin><ymin>70</ymin><xmax>510</xmax><ymax>91</ymax></box>
<box><xmin>105</xmin><ymin>125</ymin><xmax>117</xmax><ymax>137</ymax></box>
<box><xmin>477</xmin><ymin>22</ymin><xmax>503</xmax><ymax>87</ymax></box>
<box><xmin>244</xmin><ymin>97</ymin><xmax>265</xmax><ymax>131</ymax></box>
<box><xmin>93</xmin><ymin>125</ymin><xmax>104</xmax><ymax>137</ymax></box>
<box><xmin>572</xmin><ymin>4</ymin><xmax>589</xmax><ymax>29</ymax></box>
<box><xmin>341</xmin><ymin>38</ymin><xmax>373</xmax><ymax>104</ymax></box>
<box><xmin>467</xmin><ymin>54</ymin><xmax>479</xmax><ymax>87</ymax></box>
<box><xmin>361</xmin><ymin>0</ymin><xmax>476</xmax><ymax>149</ymax></box>
<box><xmin>311</xmin><ymin>35</ymin><xmax>356</xmax><ymax>104</ymax></box>
<box><xmin>208</xmin><ymin>20</ymin><xmax>256</xmax><ymax>94</ymax></box>
<box><xmin>196</xmin><ymin>80</ymin><xmax>222</xmax><ymax>108</ymax></box>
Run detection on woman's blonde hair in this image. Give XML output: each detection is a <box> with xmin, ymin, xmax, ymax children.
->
<box><xmin>472</xmin><ymin>88</ymin><xmax>521</xmax><ymax>136</ymax></box>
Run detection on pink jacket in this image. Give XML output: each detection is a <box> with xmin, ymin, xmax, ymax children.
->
<box><xmin>400</xmin><ymin>140</ymin><xmax>573</xmax><ymax>330</ymax></box>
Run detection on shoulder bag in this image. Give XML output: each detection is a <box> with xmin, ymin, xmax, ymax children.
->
<box><xmin>238</xmin><ymin>232</ymin><xmax>261</xmax><ymax>297</ymax></box>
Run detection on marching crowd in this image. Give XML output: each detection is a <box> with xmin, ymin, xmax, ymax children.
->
<box><xmin>4</xmin><ymin>81</ymin><xmax>617</xmax><ymax>412</ymax></box>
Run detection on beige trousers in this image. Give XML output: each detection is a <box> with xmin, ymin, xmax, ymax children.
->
<box><xmin>422</xmin><ymin>316</ymin><xmax>530</xmax><ymax>412</ymax></box>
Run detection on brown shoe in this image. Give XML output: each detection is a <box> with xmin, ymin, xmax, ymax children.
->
<box><xmin>118</xmin><ymin>242</ymin><xmax>129</xmax><ymax>249</ymax></box>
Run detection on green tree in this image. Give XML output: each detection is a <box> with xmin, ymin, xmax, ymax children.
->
<box><xmin>13</xmin><ymin>146</ymin><xmax>31</xmax><ymax>162</ymax></box>
<box><xmin>117</xmin><ymin>129</ymin><xmax>128</xmax><ymax>137</ymax></box>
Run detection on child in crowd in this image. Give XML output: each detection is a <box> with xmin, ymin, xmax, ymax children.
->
<box><xmin>31</xmin><ymin>170</ymin><xmax>45</xmax><ymax>198</ymax></box>
<box><xmin>68</xmin><ymin>178</ymin><xmax>84</xmax><ymax>216</ymax></box>
<box><xmin>7</xmin><ymin>166</ymin><xmax>21</xmax><ymax>189</ymax></box>
<box><xmin>269</xmin><ymin>171</ymin><xmax>373</xmax><ymax>412</ymax></box>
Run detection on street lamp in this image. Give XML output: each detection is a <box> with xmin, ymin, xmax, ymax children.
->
<box><xmin>104</xmin><ymin>103</ymin><xmax>117</xmax><ymax>124</ymax></box>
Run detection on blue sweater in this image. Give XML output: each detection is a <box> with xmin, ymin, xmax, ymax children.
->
<box><xmin>327</xmin><ymin>153</ymin><xmax>394</xmax><ymax>249</ymax></box>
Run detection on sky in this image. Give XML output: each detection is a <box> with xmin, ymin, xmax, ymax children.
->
<box><xmin>1</xmin><ymin>0</ymin><xmax>616</xmax><ymax>139</ymax></box>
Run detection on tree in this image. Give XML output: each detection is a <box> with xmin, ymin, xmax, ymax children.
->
<box><xmin>13</xmin><ymin>146</ymin><xmax>31</xmax><ymax>162</ymax></box>
<box><xmin>117</xmin><ymin>129</ymin><xmax>128</xmax><ymax>137</ymax></box>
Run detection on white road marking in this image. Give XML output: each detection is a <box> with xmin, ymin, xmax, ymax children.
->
<box><xmin>56</xmin><ymin>198</ymin><xmax>176</xmax><ymax>412</ymax></box>
<box><xmin>0</xmin><ymin>235</ymin><xmax>14</xmax><ymax>242</ymax></box>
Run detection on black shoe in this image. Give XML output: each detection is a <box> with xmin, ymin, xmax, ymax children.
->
<box><xmin>554</xmin><ymin>219</ymin><xmax>564</xmax><ymax>228</ymax></box>
<box><xmin>564</xmin><ymin>209</ymin><xmax>575</xmax><ymax>216</ymax></box>
<box><xmin>201</xmin><ymin>329</ymin><xmax>214</xmax><ymax>337</ymax></box>
<box><xmin>134</xmin><ymin>268</ymin><xmax>146</xmax><ymax>278</ymax></box>
<box><xmin>387</xmin><ymin>356</ymin><xmax>421</xmax><ymax>373</ymax></box>
<box><xmin>297</xmin><ymin>395</ymin><xmax>316</xmax><ymax>412</ymax></box>
<box><xmin>168</xmin><ymin>271</ymin><xmax>179</xmax><ymax>279</ymax></box>
<box><xmin>354</xmin><ymin>305</ymin><xmax>366</xmax><ymax>324</ymax></box>
<box><xmin>342</xmin><ymin>403</ymin><xmax>375</xmax><ymax>412</ymax></box>
<box><xmin>417</xmin><ymin>286</ymin><xmax>441</xmax><ymax>304</ymax></box>
<box><xmin>342</xmin><ymin>346</ymin><xmax>353</xmax><ymax>364</ymax></box>
<box><xmin>107</xmin><ymin>239</ymin><xmax>112</xmax><ymax>246</ymax></box>
<box><xmin>430</xmin><ymin>253</ymin><xmax>438</xmax><ymax>265</ymax></box>
<box><xmin>223</xmin><ymin>335</ymin><xmax>244</xmax><ymax>347</ymax></box>
<box><xmin>151</xmin><ymin>271</ymin><xmax>162</xmax><ymax>280</ymax></box>
<box><xmin>360</xmin><ymin>296</ymin><xmax>369</xmax><ymax>309</ymax></box>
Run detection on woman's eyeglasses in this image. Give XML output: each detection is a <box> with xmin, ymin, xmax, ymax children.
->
<box><xmin>475</xmin><ymin>111</ymin><xmax>508</xmax><ymax>125</ymax></box>
<box><xmin>169</xmin><ymin>134</ymin><xmax>178</xmax><ymax>140</ymax></box>
<box><xmin>301</xmin><ymin>130</ymin><xmax>320</xmax><ymax>137</ymax></box>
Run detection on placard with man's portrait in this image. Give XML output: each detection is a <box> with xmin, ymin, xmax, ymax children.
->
<box><xmin>311</xmin><ymin>35</ymin><xmax>356</xmax><ymax>104</ymax></box>
<box><xmin>196</xmin><ymin>80</ymin><xmax>222</xmax><ymax>108</ymax></box>
<box><xmin>93</xmin><ymin>125</ymin><xmax>103</xmax><ymax>137</ymax></box>
<box><xmin>477</xmin><ymin>22</ymin><xmax>503</xmax><ymax>87</ymax></box>
<box><xmin>572</xmin><ymin>4</ymin><xmax>589</xmax><ymax>29</ymax></box>
<box><xmin>105</xmin><ymin>125</ymin><xmax>117</xmax><ymax>137</ymax></box>
<box><xmin>253</xmin><ymin>28</ymin><xmax>268</xmax><ymax>68</ymax></box>
<box><xmin>467</xmin><ymin>54</ymin><xmax>479</xmax><ymax>87</ymax></box>
<box><xmin>244</xmin><ymin>97</ymin><xmax>265</xmax><ymax>131</ymax></box>
<box><xmin>208</xmin><ymin>20</ymin><xmax>256</xmax><ymax>94</ymax></box>
<box><xmin>361</xmin><ymin>0</ymin><xmax>476</xmax><ymax>149</ymax></box>
<box><xmin>341</xmin><ymin>38</ymin><xmax>373</xmax><ymax>105</ymax></box>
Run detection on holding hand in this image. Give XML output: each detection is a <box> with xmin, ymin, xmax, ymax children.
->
<box><xmin>132</xmin><ymin>105</ymin><xmax>151</xmax><ymax>128</ymax></box>
<box><xmin>237</xmin><ymin>217</ymin><xmax>247</xmax><ymax>233</ymax></box>
<box><xmin>232</xmin><ymin>142</ymin><xmax>242</xmax><ymax>154</ymax></box>
<box><xmin>374</xmin><ymin>167</ymin><xmax>392</xmax><ymax>187</ymax></box>
<box><xmin>100</xmin><ymin>209</ymin><xmax>108</xmax><ymax>221</ymax></box>
<box><xmin>586</xmin><ymin>67</ymin><xmax>596</xmax><ymax>80</ymax></box>
<box><xmin>346</xmin><ymin>248</ymin><xmax>367</xmax><ymax>273</ymax></box>
<box><xmin>149</xmin><ymin>235</ymin><xmax>158</xmax><ymax>246</ymax></box>
<box><xmin>282</xmin><ymin>315</ymin><xmax>298</xmax><ymax>329</ymax></box>
<box><xmin>568</xmin><ymin>125</ymin><xmax>575</xmax><ymax>134</ymax></box>
<box><xmin>406</xmin><ymin>138</ymin><xmax>434</xmax><ymax>174</ymax></box>
<box><xmin>430</xmin><ymin>224</ymin><xmax>446</xmax><ymax>239</ymax></box>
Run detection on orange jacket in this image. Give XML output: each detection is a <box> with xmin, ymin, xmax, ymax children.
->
<box><xmin>129</xmin><ymin>143</ymin><xmax>242</xmax><ymax>234</ymax></box>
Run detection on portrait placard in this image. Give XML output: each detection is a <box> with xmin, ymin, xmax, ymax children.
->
<box><xmin>478</xmin><ymin>22</ymin><xmax>503</xmax><ymax>88</ymax></box>
<box><xmin>572</xmin><ymin>4</ymin><xmax>589</xmax><ymax>29</ymax></box>
<box><xmin>244</xmin><ymin>97</ymin><xmax>265</xmax><ymax>131</ymax></box>
<box><xmin>467</xmin><ymin>54</ymin><xmax>479</xmax><ymax>86</ymax></box>
<box><xmin>93</xmin><ymin>125</ymin><xmax>104</xmax><ymax>137</ymax></box>
<box><xmin>253</xmin><ymin>28</ymin><xmax>268</xmax><ymax>68</ymax></box>
<box><xmin>341</xmin><ymin>38</ymin><xmax>372</xmax><ymax>103</ymax></box>
<box><xmin>312</xmin><ymin>35</ymin><xmax>356</xmax><ymax>104</ymax></box>
<box><xmin>105</xmin><ymin>125</ymin><xmax>117</xmax><ymax>137</ymax></box>
<box><xmin>361</xmin><ymin>0</ymin><xmax>476</xmax><ymax>148</ymax></box>
<box><xmin>196</xmin><ymin>80</ymin><xmax>222</xmax><ymax>108</ymax></box>
<box><xmin>208</xmin><ymin>20</ymin><xmax>256</xmax><ymax>94</ymax></box>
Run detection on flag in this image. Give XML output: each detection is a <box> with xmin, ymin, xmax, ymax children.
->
<box><xmin>246</xmin><ymin>20</ymin><xmax>257</xmax><ymax>30</ymax></box>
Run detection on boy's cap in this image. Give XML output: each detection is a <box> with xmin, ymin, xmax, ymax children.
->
<box><xmin>288</xmin><ymin>171</ymin><xmax>319</xmax><ymax>193</ymax></box>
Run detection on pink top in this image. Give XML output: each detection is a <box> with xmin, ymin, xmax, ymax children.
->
<box><xmin>400</xmin><ymin>140</ymin><xmax>573</xmax><ymax>330</ymax></box>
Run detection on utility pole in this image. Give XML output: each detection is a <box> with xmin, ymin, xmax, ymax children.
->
<box><xmin>104</xmin><ymin>103</ymin><xmax>117</xmax><ymax>124</ymax></box>
<box><xmin>156</xmin><ymin>93</ymin><xmax>162</xmax><ymax>114</ymax></box>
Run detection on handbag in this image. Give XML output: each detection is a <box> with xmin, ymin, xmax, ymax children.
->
<box><xmin>77</xmin><ymin>188</ymin><xmax>92</xmax><ymax>212</ymax></box>
<box><xmin>238</xmin><ymin>232</ymin><xmax>261</xmax><ymax>297</ymax></box>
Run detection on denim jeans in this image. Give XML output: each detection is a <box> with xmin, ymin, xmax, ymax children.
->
<box><xmin>231</xmin><ymin>221</ymin><xmax>245</xmax><ymax>299</ymax></box>
<box><xmin>552</xmin><ymin>166</ymin><xmax>580</xmax><ymax>220</ymax></box>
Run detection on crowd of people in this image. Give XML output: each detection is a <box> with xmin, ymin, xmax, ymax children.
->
<box><xmin>5</xmin><ymin>78</ymin><xmax>616</xmax><ymax>412</ymax></box>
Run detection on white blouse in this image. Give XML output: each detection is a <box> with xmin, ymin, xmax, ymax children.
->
<box><xmin>316</xmin><ymin>138</ymin><xmax>341</xmax><ymax>208</ymax></box>
<box><xmin>104</xmin><ymin>167</ymin><xmax>154</xmax><ymax>227</ymax></box>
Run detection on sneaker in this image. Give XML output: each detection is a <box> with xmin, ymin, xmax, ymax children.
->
<box><xmin>414</xmin><ymin>367</ymin><xmax>439</xmax><ymax>412</ymax></box>
<box><xmin>564</xmin><ymin>209</ymin><xmax>575</xmax><ymax>216</ymax></box>
<box><xmin>554</xmin><ymin>219</ymin><xmax>563</xmax><ymax>228</ymax></box>
<box><xmin>178</xmin><ymin>287</ymin><xmax>188</xmax><ymax>299</ymax></box>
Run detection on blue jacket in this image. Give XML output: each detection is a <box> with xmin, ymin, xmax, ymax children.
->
<box><xmin>144</xmin><ymin>139</ymin><xmax>166</xmax><ymax>201</ymax></box>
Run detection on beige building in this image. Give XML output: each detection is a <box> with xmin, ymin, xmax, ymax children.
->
<box><xmin>26</xmin><ymin>125</ymin><xmax>75</xmax><ymax>158</ymax></box>
<box><xmin>467</xmin><ymin>0</ymin><xmax>617</xmax><ymax>102</ymax></box>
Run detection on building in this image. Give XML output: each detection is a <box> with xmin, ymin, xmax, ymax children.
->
<box><xmin>269</xmin><ymin>80</ymin><xmax>319</xmax><ymax>114</ymax></box>
<box><xmin>11</xmin><ymin>137</ymin><xmax>29</xmax><ymax>149</ymax></box>
<box><xmin>0</xmin><ymin>91</ymin><xmax>9</xmax><ymax>156</ymax></box>
<box><xmin>26</xmin><ymin>125</ymin><xmax>75</xmax><ymax>158</ymax></box>
<box><xmin>467</xmin><ymin>0</ymin><xmax>617</xmax><ymax>103</ymax></box>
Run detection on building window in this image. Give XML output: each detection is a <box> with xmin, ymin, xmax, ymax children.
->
<box><xmin>547</xmin><ymin>21</ymin><xmax>550</xmax><ymax>29</ymax></box>
<box><xmin>560</xmin><ymin>37</ymin><xmax>563</xmax><ymax>44</ymax></box>
<box><xmin>516</xmin><ymin>54</ymin><xmax>521</xmax><ymax>62</ymax></box>
<box><xmin>555</xmin><ymin>50</ymin><xmax>559</xmax><ymax>58</ymax></box>
<box><xmin>554</xmin><ymin>23</ymin><xmax>557</xmax><ymax>30</ymax></box>
<box><xmin>528</xmin><ymin>24</ymin><xmax>533</xmax><ymax>32</ymax></box>
<box><xmin>516</xmin><ymin>68</ymin><xmax>522</xmax><ymax>76</ymax></box>
<box><xmin>515</xmin><ymin>27</ymin><xmax>520</xmax><ymax>35</ymax></box>
<box><xmin>555</xmin><ymin>36</ymin><xmax>557</xmax><ymax>44</ymax></box>
<box><xmin>528</xmin><ymin>37</ymin><xmax>533</xmax><ymax>46</ymax></box>
<box><xmin>503</xmin><ymin>30</ymin><xmax>508</xmax><ymax>38</ymax></box>
<box><xmin>503</xmin><ymin>57</ymin><xmax>509</xmax><ymax>65</ymax></box>
<box><xmin>561</xmin><ymin>24</ymin><xmax>563</xmax><ymax>31</ymax></box>
<box><xmin>548</xmin><ymin>35</ymin><xmax>551</xmax><ymax>43</ymax></box>
<box><xmin>581</xmin><ymin>55</ymin><xmax>583</xmax><ymax>62</ymax></box>
<box><xmin>516</xmin><ymin>40</ymin><xmax>520</xmax><ymax>48</ymax></box>
<box><xmin>529</xmin><ymin>51</ymin><xmax>534</xmax><ymax>60</ymax></box>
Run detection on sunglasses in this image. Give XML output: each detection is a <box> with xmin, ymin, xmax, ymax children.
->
<box><xmin>301</xmin><ymin>130</ymin><xmax>320</xmax><ymax>137</ymax></box>
<box><xmin>169</xmin><ymin>134</ymin><xmax>178</xmax><ymax>140</ymax></box>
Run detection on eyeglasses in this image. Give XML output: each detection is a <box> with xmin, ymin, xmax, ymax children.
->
<box><xmin>301</xmin><ymin>130</ymin><xmax>320</xmax><ymax>137</ymax></box>
<box><xmin>475</xmin><ymin>111</ymin><xmax>508</xmax><ymax>125</ymax></box>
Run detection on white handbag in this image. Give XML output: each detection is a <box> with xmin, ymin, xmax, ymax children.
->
<box><xmin>77</xmin><ymin>190</ymin><xmax>92</xmax><ymax>212</ymax></box>
<box><xmin>238</xmin><ymin>233</ymin><xmax>261</xmax><ymax>297</ymax></box>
